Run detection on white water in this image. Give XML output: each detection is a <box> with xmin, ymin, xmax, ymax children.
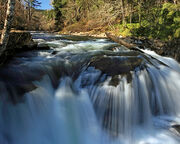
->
<box><xmin>0</xmin><ymin>33</ymin><xmax>180</xmax><ymax>144</ymax></box>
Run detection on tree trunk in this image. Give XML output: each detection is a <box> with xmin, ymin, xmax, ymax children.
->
<box><xmin>174</xmin><ymin>0</ymin><xmax>177</xmax><ymax>4</ymax></box>
<box><xmin>28</xmin><ymin>2</ymin><xmax>31</xmax><ymax>22</ymax></box>
<box><xmin>0</xmin><ymin>0</ymin><xmax>15</xmax><ymax>55</ymax></box>
<box><xmin>129</xmin><ymin>4</ymin><xmax>132</xmax><ymax>24</ymax></box>
<box><xmin>121</xmin><ymin>0</ymin><xmax>126</xmax><ymax>26</ymax></box>
<box><xmin>138</xmin><ymin>0</ymin><xmax>142</xmax><ymax>27</ymax></box>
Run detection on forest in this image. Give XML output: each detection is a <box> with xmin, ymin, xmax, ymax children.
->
<box><xmin>0</xmin><ymin>0</ymin><xmax>180</xmax><ymax>40</ymax></box>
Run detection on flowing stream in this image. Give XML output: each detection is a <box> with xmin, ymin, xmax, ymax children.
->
<box><xmin>0</xmin><ymin>32</ymin><xmax>180</xmax><ymax>144</ymax></box>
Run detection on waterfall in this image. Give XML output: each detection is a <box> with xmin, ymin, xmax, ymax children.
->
<box><xmin>0</xmin><ymin>32</ymin><xmax>179</xmax><ymax>144</ymax></box>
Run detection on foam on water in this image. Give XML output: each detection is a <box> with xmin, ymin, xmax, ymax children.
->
<box><xmin>0</xmin><ymin>33</ymin><xmax>180</xmax><ymax>144</ymax></box>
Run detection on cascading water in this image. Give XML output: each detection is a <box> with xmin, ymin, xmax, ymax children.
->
<box><xmin>0</xmin><ymin>32</ymin><xmax>180</xmax><ymax>144</ymax></box>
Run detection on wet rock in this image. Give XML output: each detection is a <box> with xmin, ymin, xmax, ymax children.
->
<box><xmin>162</xmin><ymin>39</ymin><xmax>180</xmax><ymax>62</ymax></box>
<box><xmin>90</xmin><ymin>55</ymin><xmax>143</xmax><ymax>76</ymax></box>
<box><xmin>120</xmin><ymin>37</ymin><xmax>180</xmax><ymax>62</ymax></box>
<box><xmin>21</xmin><ymin>43</ymin><xmax>51</xmax><ymax>51</ymax></box>
<box><xmin>0</xmin><ymin>32</ymin><xmax>50</xmax><ymax>66</ymax></box>
<box><xmin>171</xmin><ymin>124</ymin><xmax>180</xmax><ymax>135</ymax></box>
<box><xmin>52</xmin><ymin>50</ymin><xmax>59</xmax><ymax>55</ymax></box>
<box><xmin>6</xmin><ymin>82</ymin><xmax>37</xmax><ymax>104</ymax></box>
<box><xmin>89</xmin><ymin>53</ymin><xmax>144</xmax><ymax>86</ymax></box>
<box><xmin>108</xmin><ymin>75</ymin><xmax>120</xmax><ymax>86</ymax></box>
<box><xmin>0</xmin><ymin>65</ymin><xmax>46</xmax><ymax>104</ymax></box>
<box><xmin>104</xmin><ymin>44</ymin><xmax>127</xmax><ymax>51</ymax></box>
<box><xmin>37</xmin><ymin>43</ymin><xmax>51</xmax><ymax>50</ymax></box>
<box><xmin>107</xmin><ymin>33</ymin><xmax>180</xmax><ymax>62</ymax></box>
<box><xmin>139</xmin><ymin>38</ymin><xmax>180</xmax><ymax>62</ymax></box>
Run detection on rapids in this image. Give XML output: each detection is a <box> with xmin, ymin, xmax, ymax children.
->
<box><xmin>0</xmin><ymin>32</ymin><xmax>180</xmax><ymax>144</ymax></box>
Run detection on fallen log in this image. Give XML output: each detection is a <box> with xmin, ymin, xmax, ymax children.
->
<box><xmin>105</xmin><ymin>32</ymin><xmax>169</xmax><ymax>67</ymax></box>
<box><xmin>105</xmin><ymin>32</ymin><xmax>145</xmax><ymax>53</ymax></box>
<box><xmin>105</xmin><ymin>32</ymin><xmax>135</xmax><ymax>49</ymax></box>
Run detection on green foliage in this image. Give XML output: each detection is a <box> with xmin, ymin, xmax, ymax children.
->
<box><xmin>110</xmin><ymin>23</ymin><xmax>135</xmax><ymax>36</ymax></box>
<box><xmin>175</xmin><ymin>28</ymin><xmax>180</xmax><ymax>38</ymax></box>
<box><xmin>50</xmin><ymin>0</ymin><xmax>179</xmax><ymax>41</ymax></box>
<box><xmin>113</xmin><ymin>3</ymin><xmax>180</xmax><ymax>41</ymax></box>
<box><xmin>43</xmin><ymin>10</ymin><xmax>55</xmax><ymax>21</ymax></box>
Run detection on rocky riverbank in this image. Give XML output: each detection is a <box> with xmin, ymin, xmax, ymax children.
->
<box><xmin>127</xmin><ymin>37</ymin><xmax>180</xmax><ymax>62</ymax></box>
<box><xmin>0</xmin><ymin>31</ymin><xmax>50</xmax><ymax>66</ymax></box>
<box><xmin>105</xmin><ymin>33</ymin><xmax>180</xmax><ymax>63</ymax></box>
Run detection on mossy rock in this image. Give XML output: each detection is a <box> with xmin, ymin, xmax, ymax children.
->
<box><xmin>89</xmin><ymin>53</ymin><xmax>145</xmax><ymax>86</ymax></box>
<box><xmin>6</xmin><ymin>32</ymin><xmax>34</xmax><ymax>49</ymax></box>
<box><xmin>0</xmin><ymin>32</ymin><xmax>51</xmax><ymax>66</ymax></box>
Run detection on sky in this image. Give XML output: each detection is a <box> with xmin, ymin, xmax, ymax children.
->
<box><xmin>39</xmin><ymin>0</ymin><xmax>53</xmax><ymax>10</ymax></box>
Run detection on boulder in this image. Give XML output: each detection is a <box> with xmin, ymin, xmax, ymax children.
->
<box><xmin>89</xmin><ymin>54</ymin><xmax>144</xmax><ymax>86</ymax></box>
<box><xmin>0</xmin><ymin>32</ymin><xmax>50</xmax><ymax>66</ymax></box>
<box><xmin>37</xmin><ymin>43</ymin><xmax>51</xmax><ymax>50</ymax></box>
<box><xmin>90</xmin><ymin>55</ymin><xmax>143</xmax><ymax>76</ymax></box>
<box><xmin>6</xmin><ymin>32</ymin><xmax>34</xmax><ymax>49</ymax></box>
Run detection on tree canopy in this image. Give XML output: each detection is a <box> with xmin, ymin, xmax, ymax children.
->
<box><xmin>0</xmin><ymin>0</ymin><xmax>179</xmax><ymax>40</ymax></box>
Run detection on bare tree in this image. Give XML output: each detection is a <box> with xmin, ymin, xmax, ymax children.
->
<box><xmin>121</xmin><ymin>0</ymin><xmax>126</xmax><ymax>26</ymax></box>
<box><xmin>0</xmin><ymin>0</ymin><xmax>15</xmax><ymax>55</ymax></box>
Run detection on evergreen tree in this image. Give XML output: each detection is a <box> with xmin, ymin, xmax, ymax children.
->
<box><xmin>25</xmin><ymin>0</ymin><xmax>41</xmax><ymax>21</ymax></box>
<box><xmin>52</xmin><ymin>0</ymin><xmax>67</xmax><ymax>31</ymax></box>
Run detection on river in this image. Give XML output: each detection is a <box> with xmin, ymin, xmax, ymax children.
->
<box><xmin>0</xmin><ymin>32</ymin><xmax>180</xmax><ymax>144</ymax></box>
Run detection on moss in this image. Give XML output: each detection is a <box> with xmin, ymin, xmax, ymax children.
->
<box><xmin>174</xmin><ymin>28</ymin><xmax>180</xmax><ymax>38</ymax></box>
